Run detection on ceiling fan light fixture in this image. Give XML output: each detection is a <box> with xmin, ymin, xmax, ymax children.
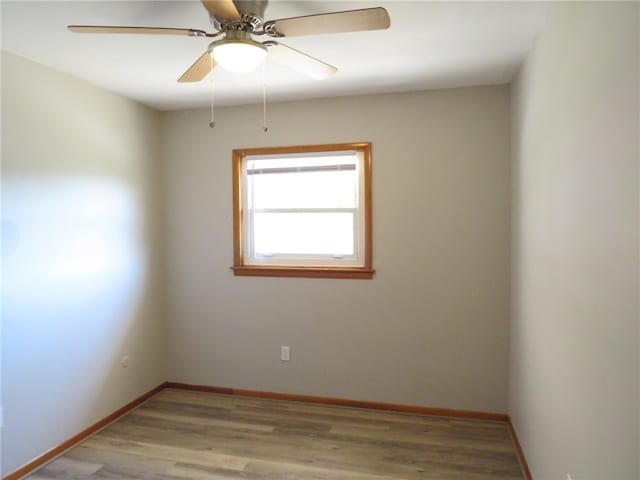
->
<box><xmin>211</xmin><ymin>34</ymin><xmax>267</xmax><ymax>73</ymax></box>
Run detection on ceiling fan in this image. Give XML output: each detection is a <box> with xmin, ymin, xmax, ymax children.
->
<box><xmin>68</xmin><ymin>0</ymin><xmax>391</xmax><ymax>82</ymax></box>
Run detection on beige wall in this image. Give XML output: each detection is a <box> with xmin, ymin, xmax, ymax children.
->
<box><xmin>510</xmin><ymin>2</ymin><xmax>639</xmax><ymax>479</ymax></box>
<box><xmin>161</xmin><ymin>86</ymin><xmax>512</xmax><ymax>413</ymax></box>
<box><xmin>1</xmin><ymin>52</ymin><xmax>167</xmax><ymax>475</ymax></box>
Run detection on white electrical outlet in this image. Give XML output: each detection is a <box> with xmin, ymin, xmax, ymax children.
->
<box><xmin>281</xmin><ymin>346</ymin><xmax>290</xmax><ymax>362</ymax></box>
<box><xmin>121</xmin><ymin>355</ymin><xmax>129</xmax><ymax>368</ymax></box>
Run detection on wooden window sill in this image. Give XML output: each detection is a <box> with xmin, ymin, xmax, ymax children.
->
<box><xmin>232</xmin><ymin>266</ymin><xmax>375</xmax><ymax>279</ymax></box>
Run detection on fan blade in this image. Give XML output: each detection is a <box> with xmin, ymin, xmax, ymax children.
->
<box><xmin>265</xmin><ymin>42</ymin><xmax>336</xmax><ymax>80</ymax></box>
<box><xmin>265</xmin><ymin>7</ymin><xmax>390</xmax><ymax>38</ymax></box>
<box><xmin>178</xmin><ymin>52</ymin><xmax>217</xmax><ymax>83</ymax></box>
<box><xmin>201</xmin><ymin>0</ymin><xmax>241</xmax><ymax>20</ymax></box>
<box><xmin>68</xmin><ymin>25</ymin><xmax>206</xmax><ymax>36</ymax></box>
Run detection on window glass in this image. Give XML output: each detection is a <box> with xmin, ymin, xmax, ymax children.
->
<box><xmin>254</xmin><ymin>212</ymin><xmax>354</xmax><ymax>256</ymax></box>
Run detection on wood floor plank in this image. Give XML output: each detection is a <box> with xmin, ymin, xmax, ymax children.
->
<box><xmin>23</xmin><ymin>390</ymin><xmax>524</xmax><ymax>480</ymax></box>
<box><xmin>82</xmin><ymin>436</ymin><xmax>250</xmax><ymax>472</ymax></box>
<box><xmin>40</xmin><ymin>457</ymin><xmax>103</xmax><ymax>476</ymax></box>
<box><xmin>131</xmin><ymin>408</ymin><xmax>276</xmax><ymax>433</ymax></box>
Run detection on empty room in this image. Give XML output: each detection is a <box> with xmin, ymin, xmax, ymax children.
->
<box><xmin>1</xmin><ymin>1</ymin><xmax>638</xmax><ymax>479</ymax></box>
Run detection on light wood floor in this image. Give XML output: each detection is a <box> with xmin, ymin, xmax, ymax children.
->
<box><xmin>27</xmin><ymin>389</ymin><xmax>524</xmax><ymax>480</ymax></box>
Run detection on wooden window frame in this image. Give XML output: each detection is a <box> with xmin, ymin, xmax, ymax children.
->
<box><xmin>232</xmin><ymin>143</ymin><xmax>374</xmax><ymax>279</ymax></box>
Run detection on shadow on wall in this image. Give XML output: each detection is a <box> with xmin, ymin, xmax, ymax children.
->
<box><xmin>2</xmin><ymin>175</ymin><xmax>147</xmax><ymax>374</ymax></box>
<box><xmin>1</xmin><ymin>175</ymin><xmax>148</xmax><ymax>472</ymax></box>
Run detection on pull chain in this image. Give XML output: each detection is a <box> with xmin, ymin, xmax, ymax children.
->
<box><xmin>209</xmin><ymin>55</ymin><xmax>216</xmax><ymax>128</ymax></box>
<box><xmin>262</xmin><ymin>59</ymin><xmax>268</xmax><ymax>133</ymax></box>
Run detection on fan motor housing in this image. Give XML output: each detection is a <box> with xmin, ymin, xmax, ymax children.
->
<box><xmin>235</xmin><ymin>0</ymin><xmax>267</xmax><ymax>19</ymax></box>
<box><xmin>211</xmin><ymin>0</ymin><xmax>268</xmax><ymax>31</ymax></box>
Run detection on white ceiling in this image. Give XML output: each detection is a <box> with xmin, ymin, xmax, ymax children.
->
<box><xmin>1</xmin><ymin>1</ymin><xmax>551</xmax><ymax>111</ymax></box>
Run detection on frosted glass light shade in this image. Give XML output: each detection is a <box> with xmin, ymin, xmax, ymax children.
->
<box><xmin>212</xmin><ymin>41</ymin><xmax>267</xmax><ymax>73</ymax></box>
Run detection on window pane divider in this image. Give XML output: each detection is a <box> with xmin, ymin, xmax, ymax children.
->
<box><xmin>252</xmin><ymin>207</ymin><xmax>357</xmax><ymax>214</ymax></box>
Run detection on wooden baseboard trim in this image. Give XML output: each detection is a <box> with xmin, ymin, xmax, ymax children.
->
<box><xmin>3</xmin><ymin>382</ymin><xmax>167</xmax><ymax>480</ymax></box>
<box><xmin>165</xmin><ymin>381</ymin><xmax>510</xmax><ymax>422</ymax></box>
<box><xmin>507</xmin><ymin>418</ymin><xmax>533</xmax><ymax>480</ymax></box>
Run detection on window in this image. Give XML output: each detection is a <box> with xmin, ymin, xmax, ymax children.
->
<box><xmin>232</xmin><ymin>143</ymin><xmax>374</xmax><ymax>279</ymax></box>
